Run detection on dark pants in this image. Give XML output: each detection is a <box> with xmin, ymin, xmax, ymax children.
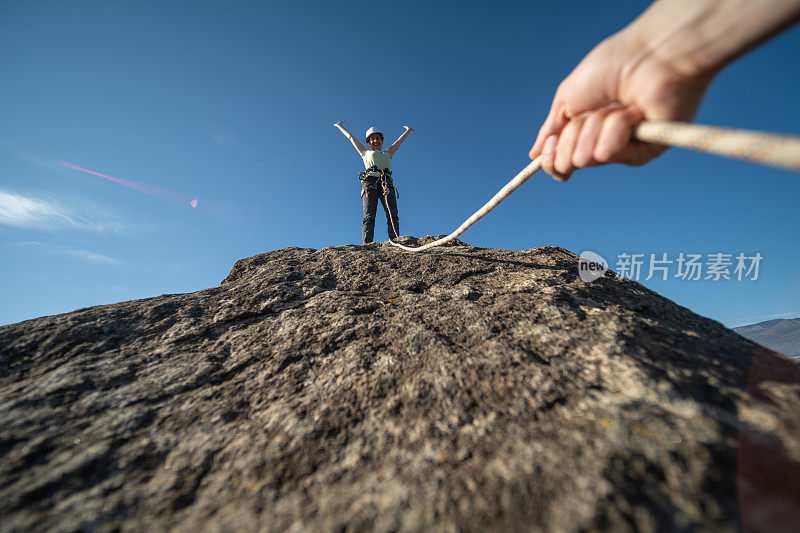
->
<box><xmin>361</xmin><ymin>176</ymin><xmax>400</xmax><ymax>243</ymax></box>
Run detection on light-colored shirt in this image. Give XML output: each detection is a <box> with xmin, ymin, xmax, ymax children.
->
<box><xmin>361</xmin><ymin>149</ymin><xmax>392</xmax><ymax>176</ymax></box>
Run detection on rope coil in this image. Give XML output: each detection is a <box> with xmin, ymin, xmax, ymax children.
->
<box><xmin>389</xmin><ymin>120</ymin><xmax>800</xmax><ymax>253</ymax></box>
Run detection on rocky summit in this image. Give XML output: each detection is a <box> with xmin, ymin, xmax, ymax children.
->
<box><xmin>1</xmin><ymin>237</ymin><xmax>799</xmax><ymax>532</ymax></box>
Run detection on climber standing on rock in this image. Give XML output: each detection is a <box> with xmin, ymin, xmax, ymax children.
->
<box><xmin>334</xmin><ymin>121</ymin><xmax>413</xmax><ymax>244</ymax></box>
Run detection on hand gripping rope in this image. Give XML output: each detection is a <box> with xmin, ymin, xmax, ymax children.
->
<box><xmin>389</xmin><ymin>120</ymin><xmax>800</xmax><ymax>252</ymax></box>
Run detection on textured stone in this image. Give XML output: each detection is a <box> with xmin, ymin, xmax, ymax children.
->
<box><xmin>1</xmin><ymin>236</ymin><xmax>798</xmax><ymax>532</ymax></box>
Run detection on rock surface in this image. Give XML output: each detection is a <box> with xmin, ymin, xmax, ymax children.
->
<box><xmin>1</xmin><ymin>237</ymin><xmax>799</xmax><ymax>532</ymax></box>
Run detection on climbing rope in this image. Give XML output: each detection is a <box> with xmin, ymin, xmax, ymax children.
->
<box><xmin>389</xmin><ymin>120</ymin><xmax>800</xmax><ymax>252</ymax></box>
<box><xmin>379</xmin><ymin>175</ymin><xmax>401</xmax><ymax>241</ymax></box>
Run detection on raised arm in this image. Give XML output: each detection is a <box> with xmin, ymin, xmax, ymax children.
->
<box><xmin>334</xmin><ymin>121</ymin><xmax>366</xmax><ymax>156</ymax></box>
<box><xmin>389</xmin><ymin>126</ymin><xmax>414</xmax><ymax>157</ymax></box>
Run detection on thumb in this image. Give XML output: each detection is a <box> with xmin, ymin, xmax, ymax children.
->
<box><xmin>530</xmin><ymin>106</ymin><xmax>569</xmax><ymax>159</ymax></box>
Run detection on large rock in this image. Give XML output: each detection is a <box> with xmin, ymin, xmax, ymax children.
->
<box><xmin>1</xmin><ymin>237</ymin><xmax>798</xmax><ymax>532</ymax></box>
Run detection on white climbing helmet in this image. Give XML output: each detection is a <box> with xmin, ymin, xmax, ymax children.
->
<box><xmin>365</xmin><ymin>127</ymin><xmax>384</xmax><ymax>143</ymax></box>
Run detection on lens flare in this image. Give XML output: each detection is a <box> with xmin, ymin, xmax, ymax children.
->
<box><xmin>58</xmin><ymin>160</ymin><xmax>197</xmax><ymax>208</ymax></box>
<box><xmin>57</xmin><ymin>160</ymin><xmax>257</xmax><ymax>229</ymax></box>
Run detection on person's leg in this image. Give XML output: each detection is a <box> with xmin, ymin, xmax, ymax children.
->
<box><xmin>380</xmin><ymin>187</ymin><xmax>400</xmax><ymax>239</ymax></box>
<box><xmin>362</xmin><ymin>183</ymin><xmax>379</xmax><ymax>243</ymax></box>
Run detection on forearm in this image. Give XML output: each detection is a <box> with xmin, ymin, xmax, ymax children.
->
<box><xmin>335</xmin><ymin>123</ymin><xmax>366</xmax><ymax>153</ymax></box>
<box><xmin>336</xmin><ymin>124</ymin><xmax>355</xmax><ymax>140</ymax></box>
<box><xmin>390</xmin><ymin>130</ymin><xmax>411</xmax><ymax>152</ymax></box>
<box><xmin>625</xmin><ymin>0</ymin><xmax>800</xmax><ymax>78</ymax></box>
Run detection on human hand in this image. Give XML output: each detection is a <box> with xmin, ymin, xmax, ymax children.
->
<box><xmin>529</xmin><ymin>29</ymin><xmax>714</xmax><ymax>181</ymax></box>
<box><xmin>403</xmin><ymin>125</ymin><xmax>414</xmax><ymax>132</ymax></box>
<box><xmin>334</xmin><ymin>120</ymin><xmax>345</xmax><ymax>127</ymax></box>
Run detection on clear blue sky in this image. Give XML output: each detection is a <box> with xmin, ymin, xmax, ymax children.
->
<box><xmin>2</xmin><ymin>0</ymin><xmax>799</xmax><ymax>328</ymax></box>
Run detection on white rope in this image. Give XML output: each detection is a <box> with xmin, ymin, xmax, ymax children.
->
<box><xmin>634</xmin><ymin>121</ymin><xmax>800</xmax><ymax>172</ymax></box>
<box><xmin>388</xmin><ymin>158</ymin><xmax>542</xmax><ymax>252</ymax></box>
<box><xmin>389</xmin><ymin>120</ymin><xmax>800</xmax><ymax>252</ymax></box>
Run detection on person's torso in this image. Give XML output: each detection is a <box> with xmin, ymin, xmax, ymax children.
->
<box><xmin>361</xmin><ymin>149</ymin><xmax>392</xmax><ymax>174</ymax></box>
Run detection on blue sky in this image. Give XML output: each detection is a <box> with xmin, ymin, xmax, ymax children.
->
<box><xmin>1</xmin><ymin>0</ymin><xmax>799</xmax><ymax>328</ymax></box>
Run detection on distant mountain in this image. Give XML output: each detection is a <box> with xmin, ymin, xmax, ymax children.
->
<box><xmin>734</xmin><ymin>318</ymin><xmax>800</xmax><ymax>360</ymax></box>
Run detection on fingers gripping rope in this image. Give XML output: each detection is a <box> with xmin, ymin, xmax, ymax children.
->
<box><xmin>390</xmin><ymin>121</ymin><xmax>800</xmax><ymax>253</ymax></box>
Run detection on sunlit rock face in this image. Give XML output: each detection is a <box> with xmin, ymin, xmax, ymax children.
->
<box><xmin>1</xmin><ymin>236</ymin><xmax>798</xmax><ymax>532</ymax></box>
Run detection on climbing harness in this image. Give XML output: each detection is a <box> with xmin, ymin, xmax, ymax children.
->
<box><xmin>360</xmin><ymin>166</ymin><xmax>400</xmax><ymax>240</ymax></box>
<box><xmin>359</xmin><ymin>166</ymin><xmax>400</xmax><ymax>199</ymax></box>
<box><xmin>389</xmin><ymin>120</ymin><xmax>800</xmax><ymax>253</ymax></box>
